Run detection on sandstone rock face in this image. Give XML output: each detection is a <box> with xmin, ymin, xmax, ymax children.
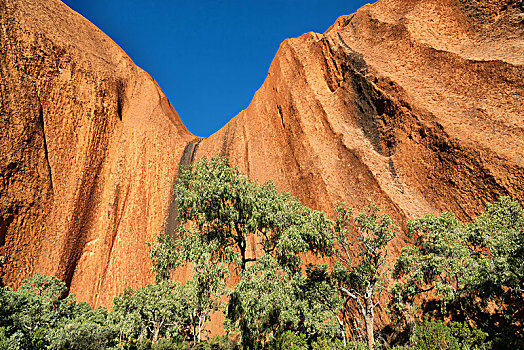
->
<box><xmin>1</xmin><ymin>0</ymin><xmax>523</xmax><ymax>310</ymax></box>
<box><xmin>197</xmin><ymin>0</ymin><xmax>524</xmax><ymax>223</ymax></box>
<box><xmin>194</xmin><ymin>1</ymin><xmax>524</xmax><ymax>325</ymax></box>
<box><xmin>0</xmin><ymin>0</ymin><xmax>195</xmax><ymax>306</ymax></box>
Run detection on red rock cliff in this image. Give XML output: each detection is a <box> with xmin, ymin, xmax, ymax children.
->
<box><xmin>197</xmin><ymin>0</ymin><xmax>524</xmax><ymax>222</ymax></box>
<box><xmin>1</xmin><ymin>0</ymin><xmax>523</xmax><ymax>308</ymax></box>
<box><xmin>0</xmin><ymin>0</ymin><xmax>195</xmax><ymax>306</ymax></box>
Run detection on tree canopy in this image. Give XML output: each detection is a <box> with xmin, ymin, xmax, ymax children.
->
<box><xmin>1</xmin><ymin>156</ymin><xmax>522</xmax><ymax>349</ymax></box>
<box><xmin>391</xmin><ymin>196</ymin><xmax>524</xmax><ymax>348</ymax></box>
<box><xmin>150</xmin><ymin>156</ymin><xmax>338</xmax><ymax>348</ymax></box>
<box><xmin>168</xmin><ymin>156</ymin><xmax>334</xmax><ymax>272</ymax></box>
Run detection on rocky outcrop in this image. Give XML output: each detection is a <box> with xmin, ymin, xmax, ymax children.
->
<box><xmin>197</xmin><ymin>0</ymin><xmax>524</xmax><ymax>223</ymax></box>
<box><xmin>0</xmin><ymin>0</ymin><xmax>523</xmax><ymax>309</ymax></box>
<box><xmin>0</xmin><ymin>0</ymin><xmax>194</xmax><ymax>306</ymax></box>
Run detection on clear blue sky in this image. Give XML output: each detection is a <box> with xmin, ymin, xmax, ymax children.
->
<box><xmin>62</xmin><ymin>0</ymin><xmax>370</xmax><ymax>137</ymax></box>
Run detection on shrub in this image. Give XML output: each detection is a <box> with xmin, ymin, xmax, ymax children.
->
<box><xmin>264</xmin><ymin>331</ymin><xmax>308</xmax><ymax>350</ymax></box>
<box><xmin>47</xmin><ymin>322</ymin><xmax>118</xmax><ymax>350</ymax></box>
<box><xmin>412</xmin><ymin>320</ymin><xmax>490</xmax><ymax>350</ymax></box>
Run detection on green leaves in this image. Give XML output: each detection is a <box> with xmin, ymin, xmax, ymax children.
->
<box><xmin>226</xmin><ymin>256</ymin><xmax>339</xmax><ymax>348</ymax></box>
<box><xmin>331</xmin><ymin>202</ymin><xmax>397</xmax><ymax>349</ymax></box>
<box><xmin>5</xmin><ymin>274</ymin><xmax>79</xmax><ymax>336</ymax></box>
<box><xmin>0</xmin><ymin>274</ymin><xmax>115</xmax><ymax>349</ymax></box>
<box><xmin>152</xmin><ymin>156</ymin><xmax>339</xmax><ymax>347</ymax></box>
<box><xmin>46</xmin><ymin>322</ymin><xmax>117</xmax><ymax>350</ymax></box>
<box><xmin>472</xmin><ymin>197</ymin><xmax>524</xmax><ymax>294</ymax></box>
<box><xmin>111</xmin><ymin>281</ymin><xmax>192</xmax><ymax>343</ymax></box>
<box><xmin>3</xmin><ymin>185</ymin><xmax>522</xmax><ymax>348</ymax></box>
<box><xmin>411</xmin><ymin>319</ymin><xmax>490</xmax><ymax>350</ymax></box>
<box><xmin>394</xmin><ymin>212</ymin><xmax>473</xmax><ymax>308</ymax></box>
<box><xmin>172</xmin><ymin>156</ymin><xmax>334</xmax><ymax>273</ymax></box>
<box><xmin>391</xmin><ymin>197</ymin><xmax>524</xmax><ymax>347</ymax></box>
<box><xmin>333</xmin><ymin>202</ymin><xmax>397</xmax><ymax>295</ymax></box>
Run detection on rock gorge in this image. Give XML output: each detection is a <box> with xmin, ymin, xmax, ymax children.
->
<box><xmin>0</xmin><ymin>0</ymin><xmax>523</xmax><ymax>308</ymax></box>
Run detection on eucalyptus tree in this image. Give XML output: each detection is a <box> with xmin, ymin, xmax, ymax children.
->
<box><xmin>330</xmin><ymin>202</ymin><xmax>397</xmax><ymax>350</ymax></box>
<box><xmin>302</xmin><ymin>264</ymin><xmax>345</xmax><ymax>345</ymax></box>
<box><xmin>151</xmin><ymin>156</ymin><xmax>337</xmax><ymax>347</ymax></box>
<box><xmin>225</xmin><ymin>255</ymin><xmax>340</xmax><ymax>348</ymax></box>
<box><xmin>390</xmin><ymin>211</ymin><xmax>473</xmax><ymax>323</ymax></box>
<box><xmin>0</xmin><ymin>273</ymin><xmax>115</xmax><ymax>349</ymax></box>
<box><xmin>150</xmin><ymin>226</ymin><xmax>228</xmax><ymax>344</ymax></box>
<box><xmin>5</xmin><ymin>274</ymin><xmax>77</xmax><ymax>337</ymax></box>
<box><xmin>391</xmin><ymin>197</ymin><xmax>524</xmax><ymax>347</ymax></box>
<box><xmin>111</xmin><ymin>281</ymin><xmax>190</xmax><ymax>344</ymax></box>
<box><xmin>166</xmin><ymin>156</ymin><xmax>334</xmax><ymax>273</ymax></box>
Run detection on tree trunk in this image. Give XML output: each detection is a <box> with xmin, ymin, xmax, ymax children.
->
<box><xmin>153</xmin><ymin>324</ymin><xmax>161</xmax><ymax>344</ymax></box>
<box><xmin>152</xmin><ymin>317</ymin><xmax>164</xmax><ymax>344</ymax></box>
<box><xmin>197</xmin><ymin>315</ymin><xmax>204</xmax><ymax>342</ymax></box>
<box><xmin>239</xmin><ymin>238</ymin><xmax>247</xmax><ymax>271</ymax></box>
<box><xmin>336</xmin><ymin>315</ymin><xmax>347</xmax><ymax>347</ymax></box>
<box><xmin>364</xmin><ymin>297</ymin><xmax>374</xmax><ymax>350</ymax></box>
<box><xmin>191</xmin><ymin>314</ymin><xmax>197</xmax><ymax>344</ymax></box>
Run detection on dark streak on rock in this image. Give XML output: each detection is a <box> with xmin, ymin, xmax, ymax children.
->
<box><xmin>165</xmin><ymin>138</ymin><xmax>203</xmax><ymax>237</ymax></box>
<box><xmin>116</xmin><ymin>80</ymin><xmax>125</xmax><ymax>121</ymax></box>
<box><xmin>277</xmin><ymin>105</ymin><xmax>285</xmax><ymax>129</ymax></box>
<box><xmin>0</xmin><ymin>214</ymin><xmax>13</xmax><ymax>247</ymax></box>
<box><xmin>38</xmin><ymin>100</ymin><xmax>54</xmax><ymax>194</ymax></box>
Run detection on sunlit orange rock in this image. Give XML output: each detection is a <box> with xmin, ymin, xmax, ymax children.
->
<box><xmin>0</xmin><ymin>0</ymin><xmax>195</xmax><ymax>306</ymax></box>
<box><xmin>1</xmin><ymin>0</ymin><xmax>522</xmax><ymax>314</ymax></box>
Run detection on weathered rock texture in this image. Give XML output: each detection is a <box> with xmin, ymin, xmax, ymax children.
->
<box><xmin>0</xmin><ymin>0</ymin><xmax>195</xmax><ymax>306</ymax></box>
<box><xmin>1</xmin><ymin>0</ymin><xmax>523</xmax><ymax>310</ymax></box>
<box><xmin>197</xmin><ymin>0</ymin><xmax>524</xmax><ymax>223</ymax></box>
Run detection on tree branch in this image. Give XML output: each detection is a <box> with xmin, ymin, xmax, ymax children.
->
<box><xmin>339</xmin><ymin>286</ymin><xmax>361</xmax><ymax>300</ymax></box>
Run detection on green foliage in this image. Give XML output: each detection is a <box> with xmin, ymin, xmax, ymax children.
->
<box><xmin>412</xmin><ymin>319</ymin><xmax>460</xmax><ymax>350</ymax></box>
<box><xmin>113</xmin><ymin>247</ymin><xmax>227</xmax><ymax>344</ymax></box>
<box><xmin>198</xmin><ymin>334</ymin><xmax>240</xmax><ymax>350</ymax></box>
<box><xmin>149</xmin><ymin>221</ymin><xmax>228</xmax><ymax>343</ymax></box>
<box><xmin>310</xmin><ymin>337</ymin><xmax>349</xmax><ymax>350</ymax></box>
<box><xmin>391</xmin><ymin>212</ymin><xmax>473</xmax><ymax>317</ymax></box>
<box><xmin>0</xmin><ymin>273</ymin><xmax>116</xmax><ymax>349</ymax></box>
<box><xmin>331</xmin><ymin>202</ymin><xmax>397</xmax><ymax>349</ymax></box>
<box><xmin>391</xmin><ymin>197</ymin><xmax>524</xmax><ymax>346</ymax></box>
<box><xmin>46</xmin><ymin>322</ymin><xmax>118</xmax><ymax>350</ymax></box>
<box><xmin>2</xmin><ymin>155</ymin><xmax>521</xmax><ymax>350</ymax></box>
<box><xmin>150</xmin><ymin>338</ymin><xmax>186</xmax><ymax>350</ymax></box>
<box><xmin>7</xmin><ymin>274</ymin><xmax>73</xmax><ymax>333</ymax></box>
<box><xmin>470</xmin><ymin>197</ymin><xmax>524</xmax><ymax>300</ymax></box>
<box><xmin>127</xmin><ymin>334</ymin><xmax>240</xmax><ymax>350</ymax></box>
<box><xmin>0</xmin><ymin>328</ymin><xmax>7</xmax><ymax>350</ymax></box>
<box><xmin>225</xmin><ymin>256</ymin><xmax>339</xmax><ymax>348</ymax></box>
<box><xmin>0</xmin><ymin>274</ymin><xmax>69</xmax><ymax>348</ymax></box>
<box><xmin>264</xmin><ymin>331</ymin><xmax>307</xmax><ymax>350</ymax></box>
<box><xmin>111</xmin><ymin>281</ymin><xmax>192</xmax><ymax>344</ymax></box>
<box><xmin>302</xmin><ymin>263</ymin><xmax>344</xmax><ymax>339</ymax></box>
<box><xmin>169</xmin><ymin>156</ymin><xmax>334</xmax><ymax>273</ymax></box>
<box><xmin>332</xmin><ymin>202</ymin><xmax>396</xmax><ymax>301</ymax></box>
<box><xmin>148</xmin><ymin>233</ymin><xmax>179</xmax><ymax>283</ymax></box>
<box><xmin>411</xmin><ymin>319</ymin><xmax>489</xmax><ymax>350</ymax></box>
<box><xmin>151</xmin><ymin>156</ymin><xmax>338</xmax><ymax>348</ymax></box>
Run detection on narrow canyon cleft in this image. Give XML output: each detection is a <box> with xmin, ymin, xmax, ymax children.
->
<box><xmin>0</xmin><ymin>0</ymin><xmax>523</xmax><ymax>312</ymax></box>
<box><xmin>164</xmin><ymin>138</ymin><xmax>203</xmax><ymax>239</ymax></box>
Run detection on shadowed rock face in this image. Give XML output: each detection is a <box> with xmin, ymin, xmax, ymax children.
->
<box><xmin>0</xmin><ymin>0</ymin><xmax>523</xmax><ymax>310</ymax></box>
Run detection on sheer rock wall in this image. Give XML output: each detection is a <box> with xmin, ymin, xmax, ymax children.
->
<box><xmin>1</xmin><ymin>0</ymin><xmax>522</xmax><ymax>308</ymax></box>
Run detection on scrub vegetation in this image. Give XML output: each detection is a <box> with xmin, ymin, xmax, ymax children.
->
<box><xmin>0</xmin><ymin>157</ymin><xmax>522</xmax><ymax>349</ymax></box>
